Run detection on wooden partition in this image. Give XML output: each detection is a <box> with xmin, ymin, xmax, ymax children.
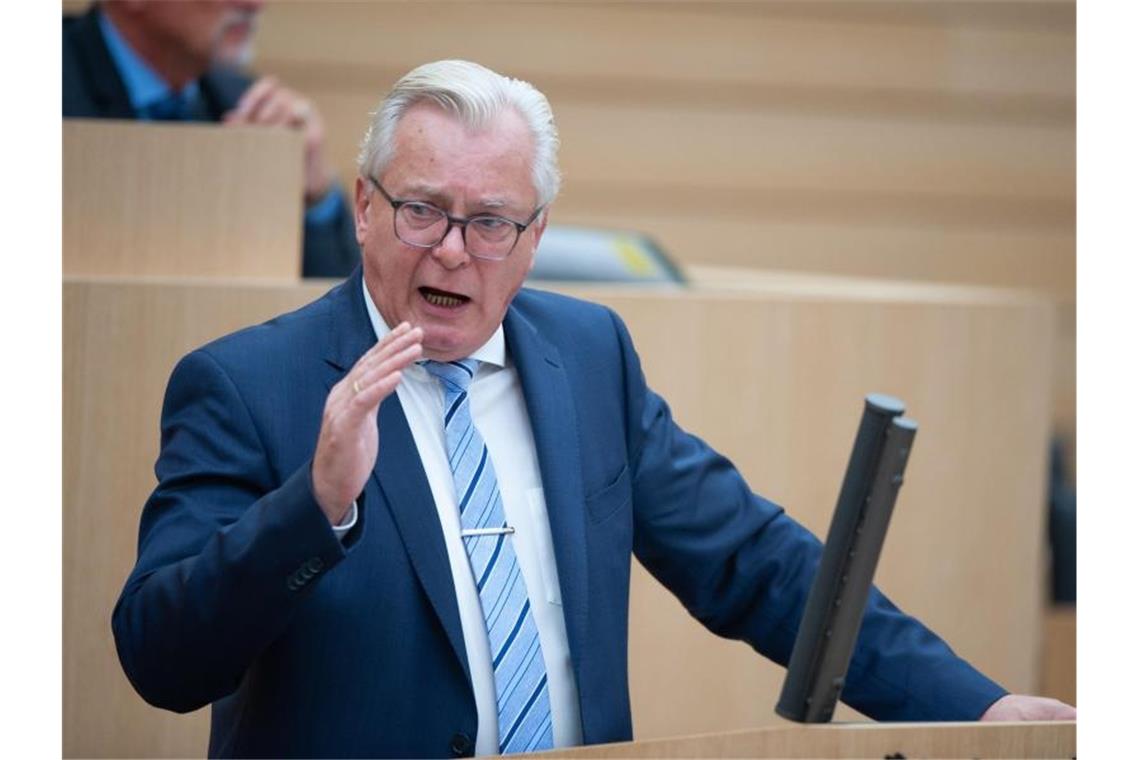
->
<box><xmin>64</xmin><ymin>274</ymin><xmax>1052</xmax><ymax>757</ymax></box>
<box><xmin>681</xmin><ymin>264</ymin><xmax>1075</xmax><ymax>697</ymax></box>
<box><xmin>63</xmin><ymin>120</ymin><xmax>304</xmax><ymax>278</ymax></box>
<box><xmin>63</xmin><ymin>278</ymin><xmax>327</xmax><ymax>758</ymax></box>
<box><xmin>541</xmin><ymin>721</ymin><xmax>1076</xmax><ymax>759</ymax></box>
<box><xmin>1041</xmin><ymin>606</ymin><xmax>1077</xmax><ymax>706</ymax></box>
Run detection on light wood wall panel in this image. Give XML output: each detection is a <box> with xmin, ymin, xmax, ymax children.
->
<box><xmin>62</xmin><ymin>279</ymin><xmax>329</xmax><ymax>758</ymax></box>
<box><xmin>254</xmin><ymin>3</ymin><xmax>1074</xmax><ymax>101</ymax></box>
<box><xmin>63</xmin><ymin>120</ymin><xmax>305</xmax><ymax>278</ymax></box>
<box><xmin>555</xmin><ymin>104</ymin><xmax>1071</xmax><ymax>201</ymax></box>
<box><xmin>1040</xmin><ymin>606</ymin><xmax>1076</xmax><ymax>706</ymax></box>
<box><xmin>563</xmin><ymin>214</ymin><xmax>1075</xmax><ymax>298</ymax></box>
<box><xmin>306</xmin><ymin>89</ymin><xmax>1073</xmax><ymax>211</ymax></box>
<box><xmin>64</xmin><ymin>276</ymin><xmax>1051</xmax><ymax>756</ymax></box>
<box><xmin>249</xmin><ymin>1</ymin><xmax>1074</xmax><ymax>296</ymax></box>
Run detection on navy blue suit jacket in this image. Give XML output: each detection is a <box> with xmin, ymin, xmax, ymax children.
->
<box><xmin>112</xmin><ymin>270</ymin><xmax>1005</xmax><ymax>757</ymax></box>
<box><xmin>62</xmin><ymin>6</ymin><xmax>360</xmax><ymax>279</ymax></box>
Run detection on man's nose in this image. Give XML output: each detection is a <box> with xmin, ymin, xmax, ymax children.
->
<box><xmin>431</xmin><ymin>223</ymin><xmax>469</xmax><ymax>269</ymax></box>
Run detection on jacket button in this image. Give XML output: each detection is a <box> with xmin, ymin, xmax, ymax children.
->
<box><xmin>449</xmin><ymin>732</ymin><xmax>473</xmax><ymax>757</ymax></box>
<box><xmin>305</xmin><ymin>556</ymin><xmax>325</xmax><ymax>574</ymax></box>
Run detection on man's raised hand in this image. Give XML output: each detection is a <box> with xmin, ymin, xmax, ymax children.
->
<box><xmin>311</xmin><ymin>323</ymin><xmax>423</xmax><ymax>524</ymax></box>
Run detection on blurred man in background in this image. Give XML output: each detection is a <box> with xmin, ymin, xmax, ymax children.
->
<box><xmin>63</xmin><ymin>1</ymin><xmax>359</xmax><ymax>278</ymax></box>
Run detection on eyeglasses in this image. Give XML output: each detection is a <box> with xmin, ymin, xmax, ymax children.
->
<box><xmin>369</xmin><ymin>178</ymin><xmax>543</xmax><ymax>261</ymax></box>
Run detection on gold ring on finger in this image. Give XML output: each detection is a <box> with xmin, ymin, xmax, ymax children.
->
<box><xmin>352</xmin><ymin>379</ymin><xmax>363</xmax><ymax>395</ymax></box>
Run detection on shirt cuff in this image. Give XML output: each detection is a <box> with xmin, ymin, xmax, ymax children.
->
<box><xmin>305</xmin><ymin>185</ymin><xmax>344</xmax><ymax>227</ymax></box>
<box><xmin>332</xmin><ymin>500</ymin><xmax>358</xmax><ymax>541</ymax></box>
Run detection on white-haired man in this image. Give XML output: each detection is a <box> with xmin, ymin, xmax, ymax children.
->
<box><xmin>113</xmin><ymin>60</ymin><xmax>1073</xmax><ymax>758</ymax></box>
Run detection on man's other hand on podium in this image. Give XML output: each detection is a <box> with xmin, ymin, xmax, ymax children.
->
<box><xmin>980</xmin><ymin>694</ymin><xmax>1076</xmax><ymax>721</ymax></box>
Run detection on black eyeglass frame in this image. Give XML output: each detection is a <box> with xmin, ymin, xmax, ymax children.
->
<box><xmin>369</xmin><ymin>177</ymin><xmax>544</xmax><ymax>261</ymax></box>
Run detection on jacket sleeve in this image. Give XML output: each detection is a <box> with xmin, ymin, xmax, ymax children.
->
<box><xmin>608</xmin><ymin>309</ymin><xmax>1007</xmax><ymax>722</ymax></box>
<box><xmin>301</xmin><ymin>188</ymin><xmax>361</xmax><ymax>278</ymax></box>
<box><xmin>111</xmin><ymin>348</ymin><xmax>359</xmax><ymax>713</ymax></box>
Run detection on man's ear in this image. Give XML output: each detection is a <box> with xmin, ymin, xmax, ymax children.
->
<box><xmin>527</xmin><ymin>211</ymin><xmax>549</xmax><ymax>273</ymax></box>
<box><xmin>353</xmin><ymin>176</ymin><xmax>371</xmax><ymax>246</ymax></box>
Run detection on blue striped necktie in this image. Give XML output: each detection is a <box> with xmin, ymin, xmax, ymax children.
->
<box><xmin>423</xmin><ymin>359</ymin><xmax>554</xmax><ymax>754</ymax></box>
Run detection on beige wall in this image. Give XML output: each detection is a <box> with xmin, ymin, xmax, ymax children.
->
<box><xmin>249</xmin><ymin>2</ymin><xmax>1074</xmax><ymax>297</ymax></box>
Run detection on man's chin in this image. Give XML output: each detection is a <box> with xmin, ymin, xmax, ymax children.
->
<box><xmin>421</xmin><ymin>344</ymin><xmax>470</xmax><ymax>363</ymax></box>
<box><xmin>420</xmin><ymin>329</ymin><xmax>481</xmax><ymax>364</ymax></box>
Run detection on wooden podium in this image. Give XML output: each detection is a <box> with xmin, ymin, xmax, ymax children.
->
<box><xmin>538</xmin><ymin>721</ymin><xmax>1076</xmax><ymax>758</ymax></box>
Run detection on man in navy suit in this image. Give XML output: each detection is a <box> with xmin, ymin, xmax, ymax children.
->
<box><xmin>112</xmin><ymin>59</ymin><xmax>1072</xmax><ymax>758</ymax></box>
<box><xmin>63</xmin><ymin>1</ymin><xmax>359</xmax><ymax>278</ymax></box>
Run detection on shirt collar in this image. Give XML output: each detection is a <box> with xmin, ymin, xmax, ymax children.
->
<box><xmin>360</xmin><ymin>277</ymin><xmax>506</xmax><ymax>371</ymax></box>
<box><xmin>98</xmin><ymin>10</ymin><xmax>201</xmax><ymax>113</ymax></box>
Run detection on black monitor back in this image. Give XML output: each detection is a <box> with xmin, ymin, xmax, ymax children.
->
<box><xmin>775</xmin><ymin>393</ymin><xmax>918</xmax><ymax>723</ymax></box>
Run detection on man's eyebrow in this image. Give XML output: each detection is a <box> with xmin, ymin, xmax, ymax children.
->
<box><xmin>396</xmin><ymin>183</ymin><xmax>445</xmax><ymax>200</ymax></box>
<box><xmin>392</xmin><ymin>184</ymin><xmax>523</xmax><ymax>214</ymax></box>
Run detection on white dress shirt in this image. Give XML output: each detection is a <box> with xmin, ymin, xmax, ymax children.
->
<box><xmin>346</xmin><ymin>281</ymin><xmax>583</xmax><ymax>754</ymax></box>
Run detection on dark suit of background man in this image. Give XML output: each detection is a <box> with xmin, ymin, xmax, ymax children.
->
<box><xmin>62</xmin><ymin>1</ymin><xmax>359</xmax><ymax>278</ymax></box>
<box><xmin>112</xmin><ymin>59</ymin><xmax>1074</xmax><ymax>758</ymax></box>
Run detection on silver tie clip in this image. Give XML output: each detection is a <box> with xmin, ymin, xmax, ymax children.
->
<box><xmin>460</xmin><ymin>526</ymin><xmax>515</xmax><ymax>538</ymax></box>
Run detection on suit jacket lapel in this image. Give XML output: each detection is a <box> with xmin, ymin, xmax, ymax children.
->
<box><xmin>371</xmin><ymin>397</ymin><xmax>471</xmax><ymax>681</ymax></box>
<box><xmin>322</xmin><ymin>271</ymin><xmax>470</xmax><ymax>682</ymax></box>
<box><xmin>503</xmin><ymin>303</ymin><xmax>590</xmax><ymax>690</ymax></box>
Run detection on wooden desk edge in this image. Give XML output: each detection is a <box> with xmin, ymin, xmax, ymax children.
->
<box><xmin>532</xmin><ymin>721</ymin><xmax>1077</xmax><ymax>759</ymax></box>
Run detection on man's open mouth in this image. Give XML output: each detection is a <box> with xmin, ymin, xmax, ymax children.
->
<box><xmin>420</xmin><ymin>286</ymin><xmax>469</xmax><ymax>308</ymax></box>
